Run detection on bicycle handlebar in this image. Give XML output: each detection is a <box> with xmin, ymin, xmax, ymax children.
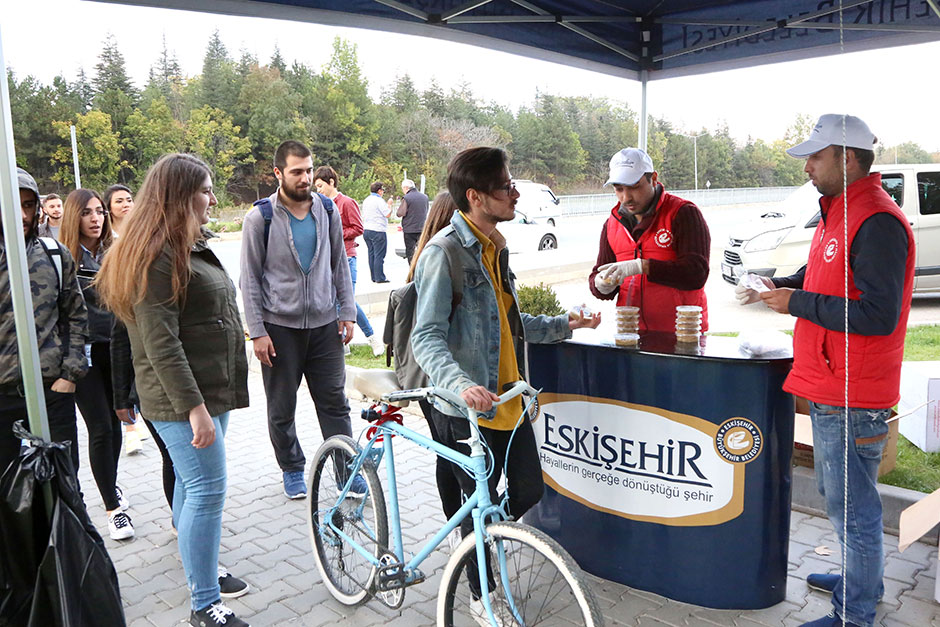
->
<box><xmin>381</xmin><ymin>381</ymin><xmax>538</xmax><ymax>411</ymax></box>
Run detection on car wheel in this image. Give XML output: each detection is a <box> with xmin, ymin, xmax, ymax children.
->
<box><xmin>538</xmin><ymin>234</ymin><xmax>558</xmax><ymax>251</ymax></box>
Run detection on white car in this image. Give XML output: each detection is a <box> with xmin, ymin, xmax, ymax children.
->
<box><xmin>393</xmin><ymin>210</ymin><xmax>558</xmax><ymax>258</ymax></box>
<box><xmin>513</xmin><ymin>180</ymin><xmax>561</xmax><ymax>226</ymax></box>
<box><xmin>722</xmin><ymin>164</ymin><xmax>940</xmax><ymax>294</ymax></box>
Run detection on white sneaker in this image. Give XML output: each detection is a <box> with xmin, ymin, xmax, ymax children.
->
<box><xmin>108</xmin><ymin>511</ymin><xmax>135</xmax><ymax>540</ymax></box>
<box><xmin>368</xmin><ymin>333</ymin><xmax>385</xmax><ymax>357</ymax></box>
<box><xmin>469</xmin><ymin>595</ymin><xmax>506</xmax><ymax>627</ymax></box>
<box><xmin>124</xmin><ymin>428</ymin><xmax>142</xmax><ymax>455</ymax></box>
<box><xmin>115</xmin><ymin>486</ymin><xmax>130</xmax><ymax>511</ymax></box>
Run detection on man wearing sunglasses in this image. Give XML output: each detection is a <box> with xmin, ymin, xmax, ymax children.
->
<box><xmin>411</xmin><ymin>147</ymin><xmax>600</xmax><ymax>624</ymax></box>
<box><xmin>588</xmin><ymin>147</ymin><xmax>710</xmax><ymax>333</ymax></box>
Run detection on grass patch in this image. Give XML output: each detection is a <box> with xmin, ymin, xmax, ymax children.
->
<box><xmin>345</xmin><ymin>344</ymin><xmax>390</xmax><ymax>369</ymax></box>
<box><xmin>880</xmin><ymin>323</ymin><xmax>940</xmax><ymax>493</ymax></box>
<box><xmin>711</xmin><ymin>325</ymin><xmax>940</xmax><ymax>493</ymax></box>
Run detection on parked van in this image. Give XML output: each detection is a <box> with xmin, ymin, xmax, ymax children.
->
<box><xmin>512</xmin><ymin>180</ymin><xmax>561</xmax><ymax>226</ymax></box>
<box><xmin>721</xmin><ymin>164</ymin><xmax>940</xmax><ymax>294</ymax></box>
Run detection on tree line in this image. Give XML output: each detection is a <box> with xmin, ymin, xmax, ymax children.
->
<box><xmin>8</xmin><ymin>32</ymin><xmax>939</xmax><ymax>206</ymax></box>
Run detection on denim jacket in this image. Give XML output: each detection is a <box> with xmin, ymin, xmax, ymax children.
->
<box><xmin>412</xmin><ymin>212</ymin><xmax>571</xmax><ymax>419</ymax></box>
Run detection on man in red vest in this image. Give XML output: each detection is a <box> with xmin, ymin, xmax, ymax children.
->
<box><xmin>740</xmin><ymin>114</ymin><xmax>915</xmax><ymax>627</ymax></box>
<box><xmin>588</xmin><ymin>148</ymin><xmax>710</xmax><ymax>332</ymax></box>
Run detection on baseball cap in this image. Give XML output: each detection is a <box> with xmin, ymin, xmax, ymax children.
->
<box><xmin>605</xmin><ymin>148</ymin><xmax>654</xmax><ymax>187</ymax></box>
<box><xmin>786</xmin><ymin>114</ymin><xmax>876</xmax><ymax>158</ymax></box>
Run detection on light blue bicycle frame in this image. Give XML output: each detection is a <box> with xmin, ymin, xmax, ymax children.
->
<box><xmin>320</xmin><ymin>389</ymin><xmax>531</xmax><ymax>625</ymax></box>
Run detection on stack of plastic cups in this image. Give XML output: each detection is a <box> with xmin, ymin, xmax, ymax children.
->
<box><xmin>675</xmin><ymin>305</ymin><xmax>703</xmax><ymax>343</ymax></box>
<box><xmin>614</xmin><ymin>306</ymin><xmax>640</xmax><ymax>347</ymax></box>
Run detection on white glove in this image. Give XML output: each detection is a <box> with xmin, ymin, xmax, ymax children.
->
<box><xmin>735</xmin><ymin>273</ymin><xmax>773</xmax><ymax>305</ymax></box>
<box><xmin>595</xmin><ymin>260</ymin><xmax>644</xmax><ymax>293</ymax></box>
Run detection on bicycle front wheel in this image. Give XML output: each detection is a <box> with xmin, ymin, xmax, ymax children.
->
<box><xmin>308</xmin><ymin>435</ymin><xmax>388</xmax><ymax>606</ymax></box>
<box><xmin>437</xmin><ymin>521</ymin><xmax>604</xmax><ymax>626</ymax></box>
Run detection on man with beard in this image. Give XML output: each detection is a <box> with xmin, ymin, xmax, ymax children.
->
<box><xmin>588</xmin><ymin>148</ymin><xmax>710</xmax><ymax>333</ymax></box>
<box><xmin>1</xmin><ymin>168</ymin><xmax>87</xmax><ymax>474</ymax></box>
<box><xmin>38</xmin><ymin>193</ymin><xmax>63</xmax><ymax>238</ymax></box>
<box><xmin>240</xmin><ymin>140</ymin><xmax>357</xmax><ymax>500</ymax></box>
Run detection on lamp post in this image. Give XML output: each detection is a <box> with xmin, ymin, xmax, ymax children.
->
<box><xmin>677</xmin><ymin>132</ymin><xmax>699</xmax><ymax>190</ymax></box>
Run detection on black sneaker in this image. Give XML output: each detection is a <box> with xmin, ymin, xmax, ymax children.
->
<box><xmin>190</xmin><ymin>600</ymin><xmax>249</xmax><ymax>626</ymax></box>
<box><xmin>218</xmin><ymin>566</ymin><xmax>249</xmax><ymax>598</ymax></box>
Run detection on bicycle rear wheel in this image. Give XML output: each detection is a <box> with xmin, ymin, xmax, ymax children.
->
<box><xmin>308</xmin><ymin>435</ymin><xmax>388</xmax><ymax>606</ymax></box>
<box><xmin>437</xmin><ymin>521</ymin><xmax>604</xmax><ymax>626</ymax></box>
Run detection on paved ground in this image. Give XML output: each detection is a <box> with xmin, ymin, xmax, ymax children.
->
<box><xmin>73</xmin><ymin>366</ymin><xmax>940</xmax><ymax>627</ymax></box>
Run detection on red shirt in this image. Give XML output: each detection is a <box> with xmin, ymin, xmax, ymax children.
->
<box><xmin>334</xmin><ymin>192</ymin><xmax>363</xmax><ymax>257</ymax></box>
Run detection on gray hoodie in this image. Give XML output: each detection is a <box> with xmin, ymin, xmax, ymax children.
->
<box><xmin>240</xmin><ymin>190</ymin><xmax>355</xmax><ymax>338</ymax></box>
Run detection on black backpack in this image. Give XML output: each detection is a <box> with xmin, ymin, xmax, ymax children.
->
<box><xmin>383</xmin><ymin>234</ymin><xmax>463</xmax><ymax>390</ymax></box>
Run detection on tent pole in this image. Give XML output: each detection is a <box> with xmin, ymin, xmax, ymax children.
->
<box><xmin>0</xmin><ymin>26</ymin><xmax>52</xmax><ymax>443</ymax></box>
<box><xmin>639</xmin><ymin>70</ymin><xmax>648</xmax><ymax>151</ymax></box>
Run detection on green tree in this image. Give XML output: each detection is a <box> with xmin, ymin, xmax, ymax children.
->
<box><xmin>270</xmin><ymin>45</ymin><xmax>287</xmax><ymax>76</ymax></box>
<box><xmin>184</xmin><ymin>106</ymin><xmax>254</xmax><ymax>197</ymax></box>
<box><xmin>421</xmin><ymin>79</ymin><xmax>446</xmax><ymax>117</ymax></box>
<box><xmin>51</xmin><ymin>111</ymin><xmax>122</xmax><ymax>191</ymax></box>
<box><xmin>235</xmin><ymin>64</ymin><xmax>311</xmax><ymax>194</ymax></box>
<box><xmin>510</xmin><ymin>95</ymin><xmax>586</xmax><ymax>188</ymax></box>
<box><xmin>198</xmin><ymin>31</ymin><xmax>239</xmax><ymax>112</ymax></box>
<box><xmin>143</xmin><ymin>36</ymin><xmax>186</xmax><ymax>120</ymax></box>
<box><xmin>385</xmin><ymin>75</ymin><xmax>420</xmax><ymax>112</ymax></box>
<box><xmin>8</xmin><ymin>69</ymin><xmax>81</xmax><ymax>186</ymax></box>
<box><xmin>876</xmin><ymin>141</ymin><xmax>933</xmax><ymax>165</ymax></box>
<box><xmin>123</xmin><ymin>97</ymin><xmax>185</xmax><ymax>186</ymax></box>
<box><xmin>309</xmin><ymin>37</ymin><xmax>378</xmax><ymax>173</ymax></box>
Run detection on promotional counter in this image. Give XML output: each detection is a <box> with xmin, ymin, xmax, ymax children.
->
<box><xmin>524</xmin><ymin>332</ymin><xmax>794</xmax><ymax>609</ymax></box>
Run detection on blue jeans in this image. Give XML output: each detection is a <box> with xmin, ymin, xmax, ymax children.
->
<box><xmin>346</xmin><ymin>256</ymin><xmax>374</xmax><ymax>337</ymax></box>
<box><xmin>810</xmin><ymin>402</ymin><xmax>890</xmax><ymax>627</ymax></box>
<box><xmin>363</xmin><ymin>229</ymin><xmax>387</xmax><ymax>282</ymax></box>
<box><xmin>153</xmin><ymin>412</ymin><xmax>229</xmax><ymax>611</ymax></box>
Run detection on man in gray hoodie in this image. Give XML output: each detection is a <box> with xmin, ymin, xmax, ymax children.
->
<box><xmin>240</xmin><ymin>140</ymin><xmax>357</xmax><ymax>499</ymax></box>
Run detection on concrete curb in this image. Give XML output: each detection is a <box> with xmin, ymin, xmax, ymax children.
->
<box><xmin>791</xmin><ymin>465</ymin><xmax>938</xmax><ymax>546</ymax></box>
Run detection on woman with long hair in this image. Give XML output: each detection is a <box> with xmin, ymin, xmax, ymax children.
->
<box><xmin>97</xmin><ymin>154</ymin><xmax>251</xmax><ymax>627</ymax></box>
<box><xmin>103</xmin><ymin>183</ymin><xmax>149</xmax><ymax>454</ymax></box>
<box><xmin>59</xmin><ymin>188</ymin><xmax>134</xmax><ymax>540</ymax></box>
<box><xmin>404</xmin><ymin>191</ymin><xmax>463</xmax><ymax>532</ymax></box>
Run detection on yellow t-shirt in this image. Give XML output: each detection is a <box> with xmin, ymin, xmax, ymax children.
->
<box><xmin>460</xmin><ymin>212</ymin><xmax>523</xmax><ymax>430</ymax></box>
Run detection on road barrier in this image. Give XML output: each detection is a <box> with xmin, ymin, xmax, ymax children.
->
<box><xmin>559</xmin><ymin>186</ymin><xmax>798</xmax><ymax>216</ymax></box>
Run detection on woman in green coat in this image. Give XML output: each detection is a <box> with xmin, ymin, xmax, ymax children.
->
<box><xmin>97</xmin><ymin>153</ymin><xmax>251</xmax><ymax>627</ymax></box>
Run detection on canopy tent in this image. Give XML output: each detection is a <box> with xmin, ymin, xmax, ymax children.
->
<box><xmin>98</xmin><ymin>0</ymin><xmax>940</xmax><ymax>146</ymax></box>
<box><xmin>2</xmin><ymin>0</ymin><xmax>940</xmax><ymax>446</ymax></box>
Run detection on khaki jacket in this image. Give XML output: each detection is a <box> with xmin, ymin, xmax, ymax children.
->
<box><xmin>126</xmin><ymin>236</ymin><xmax>249</xmax><ymax>421</ymax></box>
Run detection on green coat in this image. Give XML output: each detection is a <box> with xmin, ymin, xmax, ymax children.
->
<box><xmin>126</xmin><ymin>237</ymin><xmax>249</xmax><ymax>422</ymax></box>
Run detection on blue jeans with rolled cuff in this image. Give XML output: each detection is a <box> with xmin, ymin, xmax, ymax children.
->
<box><xmin>810</xmin><ymin>402</ymin><xmax>890</xmax><ymax>627</ymax></box>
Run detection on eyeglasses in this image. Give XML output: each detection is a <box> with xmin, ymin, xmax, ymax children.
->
<box><xmin>80</xmin><ymin>209</ymin><xmax>109</xmax><ymax>218</ymax></box>
<box><xmin>491</xmin><ymin>182</ymin><xmax>517</xmax><ymax>197</ymax></box>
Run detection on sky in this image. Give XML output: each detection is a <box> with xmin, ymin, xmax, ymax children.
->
<box><xmin>3</xmin><ymin>0</ymin><xmax>940</xmax><ymax>152</ymax></box>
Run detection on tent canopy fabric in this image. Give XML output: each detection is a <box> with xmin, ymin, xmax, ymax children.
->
<box><xmin>98</xmin><ymin>0</ymin><xmax>940</xmax><ymax>80</ymax></box>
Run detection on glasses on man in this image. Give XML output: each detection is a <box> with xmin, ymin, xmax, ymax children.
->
<box><xmin>491</xmin><ymin>182</ymin><xmax>517</xmax><ymax>197</ymax></box>
<box><xmin>80</xmin><ymin>209</ymin><xmax>110</xmax><ymax>218</ymax></box>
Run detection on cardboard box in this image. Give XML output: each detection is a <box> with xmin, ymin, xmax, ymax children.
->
<box><xmin>792</xmin><ymin>398</ymin><xmax>898</xmax><ymax>477</ymax></box>
<box><xmin>898</xmin><ymin>488</ymin><xmax>940</xmax><ymax>603</ymax></box>
<box><xmin>898</xmin><ymin>361</ymin><xmax>940</xmax><ymax>453</ymax></box>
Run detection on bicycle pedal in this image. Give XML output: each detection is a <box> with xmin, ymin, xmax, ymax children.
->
<box><xmin>376</xmin><ymin>558</ymin><xmax>407</xmax><ymax>592</ymax></box>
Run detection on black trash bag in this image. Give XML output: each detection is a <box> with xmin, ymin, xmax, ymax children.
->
<box><xmin>0</xmin><ymin>421</ymin><xmax>125</xmax><ymax>627</ymax></box>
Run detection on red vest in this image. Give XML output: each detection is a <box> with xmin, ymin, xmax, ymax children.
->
<box><xmin>784</xmin><ymin>173</ymin><xmax>915</xmax><ymax>409</ymax></box>
<box><xmin>606</xmin><ymin>190</ymin><xmax>708</xmax><ymax>333</ymax></box>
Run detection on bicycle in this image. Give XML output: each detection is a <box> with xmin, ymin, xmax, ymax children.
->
<box><xmin>307</xmin><ymin>369</ymin><xmax>604</xmax><ymax>626</ymax></box>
